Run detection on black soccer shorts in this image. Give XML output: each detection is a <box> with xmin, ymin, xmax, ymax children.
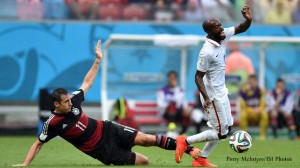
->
<box><xmin>89</xmin><ymin>120</ymin><xmax>138</xmax><ymax>165</ymax></box>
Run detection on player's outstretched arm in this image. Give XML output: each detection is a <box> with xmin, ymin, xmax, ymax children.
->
<box><xmin>234</xmin><ymin>5</ymin><xmax>252</xmax><ymax>35</ymax></box>
<box><xmin>80</xmin><ymin>40</ymin><xmax>102</xmax><ymax>94</ymax></box>
<box><xmin>12</xmin><ymin>139</ymin><xmax>43</xmax><ymax>167</ymax></box>
<box><xmin>195</xmin><ymin>70</ymin><xmax>211</xmax><ymax>112</ymax></box>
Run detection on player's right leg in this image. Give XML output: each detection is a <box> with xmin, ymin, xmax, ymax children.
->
<box><xmin>176</xmin><ymin>97</ymin><xmax>229</xmax><ymax>166</ymax></box>
<box><xmin>259</xmin><ymin>110</ymin><xmax>268</xmax><ymax>140</ymax></box>
<box><xmin>283</xmin><ymin>112</ymin><xmax>296</xmax><ymax>139</ymax></box>
<box><xmin>134</xmin><ymin>131</ymin><xmax>200</xmax><ymax>160</ymax></box>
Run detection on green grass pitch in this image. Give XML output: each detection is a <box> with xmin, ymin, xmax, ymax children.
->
<box><xmin>1</xmin><ymin>136</ymin><xmax>299</xmax><ymax>168</ymax></box>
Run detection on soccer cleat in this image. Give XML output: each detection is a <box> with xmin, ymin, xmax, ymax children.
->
<box><xmin>189</xmin><ymin>147</ymin><xmax>201</xmax><ymax>159</ymax></box>
<box><xmin>192</xmin><ymin>157</ymin><xmax>217</xmax><ymax>167</ymax></box>
<box><xmin>175</xmin><ymin>136</ymin><xmax>188</xmax><ymax>163</ymax></box>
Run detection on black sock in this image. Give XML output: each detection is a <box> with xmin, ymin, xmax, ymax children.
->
<box><xmin>156</xmin><ymin>135</ymin><xmax>176</xmax><ymax>150</ymax></box>
<box><xmin>156</xmin><ymin>135</ymin><xmax>197</xmax><ymax>155</ymax></box>
<box><xmin>272</xmin><ymin>126</ymin><xmax>278</xmax><ymax>138</ymax></box>
<box><xmin>185</xmin><ymin>146</ymin><xmax>193</xmax><ymax>154</ymax></box>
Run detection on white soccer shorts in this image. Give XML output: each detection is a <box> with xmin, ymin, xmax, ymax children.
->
<box><xmin>200</xmin><ymin>94</ymin><xmax>233</xmax><ymax>136</ymax></box>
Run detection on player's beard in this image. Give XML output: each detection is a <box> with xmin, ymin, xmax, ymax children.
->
<box><xmin>219</xmin><ymin>31</ymin><xmax>226</xmax><ymax>40</ymax></box>
<box><xmin>211</xmin><ymin>32</ymin><xmax>226</xmax><ymax>41</ymax></box>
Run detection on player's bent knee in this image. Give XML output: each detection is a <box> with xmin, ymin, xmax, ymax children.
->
<box><xmin>135</xmin><ymin>153</ymin><xmax>149</xmax><ymax>165</ymax></box>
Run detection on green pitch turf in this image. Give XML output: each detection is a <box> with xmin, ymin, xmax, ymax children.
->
<box><xmin>1</xmin><ymin>136</ymin><xmax>299</xmax><ymax>168</ymax></box>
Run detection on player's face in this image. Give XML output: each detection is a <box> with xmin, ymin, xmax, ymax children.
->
<box><xmin>276</xmin><ymin>82</ymin><xmax>285</xmax><ymax>93</ymax></box>
<box><xmin>248</xmin><ymin>77</ymin><xmax>257</xmax><ymax>88</ymax></box>
<box><xmin>168</xmin><ymin>74</ymin><xmax>177</xmax><ymax>88</ymax></box>
<box><xmin>56</xmin><ymin>94</ymin><xmax>73</xmax><ymax>113</ymax></box>
<box><xmin>209</xmin><ymin>20</ymin><xmax>226</xmax><ymax>40</ymax></box>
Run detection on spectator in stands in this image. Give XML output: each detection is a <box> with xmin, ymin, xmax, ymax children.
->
<box><xmin>239</xmin><ymin>75</ymin><xmax>268</xmax><ymax>140</ymax></box>
<box><xmin>156</xmin><ymin>71</ymin><xmax>191</xmax><ymax>134</ymax></box>
<box><xmin>265</xmin><ymin>0</ymin><xmax>292</xmax><ymax>25</ymax></box>
<box><xmin>201</xmin><ymin>0</ymin><xmax>233</xmax><ymax>22</ymax></box>
<box><xmin>17</xmin><ymin>0</ymin><xmax>43</xmax><ymax>20</ymax></box>
<box><xmin>43</xmin><ymin>0</ymin><xmax>69</xmax><ymax>19</ymax></box>
<box><xmin>98</xmin><ymin>0</ymin><xmax>123</xmax><ymax>21</ymax></box>
<box><xmin>225</xmin><ymin>44</ymin><xmax>255</xmax><ymax>94</ymax></box>
<box><xmin>123</xmin><ymin>3</ymin><xmax>148</xmax><ymax>21</ymax></box>
<box><xmin>281</xmin><ymin>0</ymin><xmax>298</xmax><ymax>12</ymax></box>
<box><xmin>292</xmin><ymin>0</ymin><xmax>300</xmax><ymax>23</ymax></box>
<box><xmin>225</xmin><ymin>48</ymin><xmax>255</xmax><ymax>76</ymax></box>
<box><xmin>267</xmin><ymin>78</ymin><xmax>296</xmax><ymax>139</ymax></box>
<box><xmin>183</xmin><ymin>0</ymin><xmax>205</xmax><ymax>22</ymax></box>
<box><xmin>152</xmin><ymin>0</ymin><xmax>175</xmax><ymax>22</ymax></box>
<box><xmin>65</xmin><ymin>0</ymin><xmax>98</xmax><ymax>20</ymax></box>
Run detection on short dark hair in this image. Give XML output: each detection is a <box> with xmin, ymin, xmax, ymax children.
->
<box><xmin>202</xmin><ymin>18</ymin><xmax>220</xmax><ymax>34</ymax></box>
<box><xmin>276</xmin><ymin>78</ymin><xmax>285</xmax><ymax>84</ymax></box>
<box><xmin>167</xmin><ymin>70</ymin><xmax>177</xmax><ymax>77</ymax></box>
<box><xmin>248</xmin><ymin>74</ymin><xmax>257</xmax><ymax>79</ymax></box>
<box><xmin>202</xmin><ymin>20</ymin><xmax>209</xmax><ymax>33</ymax></box>
<box><xmin>52</xmin><ymin>88</ymin><xmax>68</xmax><ymax>102</ymax></box>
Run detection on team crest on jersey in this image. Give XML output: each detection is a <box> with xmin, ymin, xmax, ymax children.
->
<box><xmin>72</xmin><ymin>108</ymin><xmax>80</xmax><ymax>115</ymax></box>
<box><xmin>199</xmin><ymin>57</ymin><xmax>204</xmax><ymax>65</ymax></box>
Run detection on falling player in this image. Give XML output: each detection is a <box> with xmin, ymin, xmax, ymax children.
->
<box><xmin>13</xmin><ymin>40</ymin><xmax>200</xmax><ymax>167</ymax></box>
<box><xmin>175</xmin><ymin>5</ymin><xmax>253</xmax><ymax>167</ymax></box>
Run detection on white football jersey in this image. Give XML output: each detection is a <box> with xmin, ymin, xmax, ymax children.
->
<box><xmin>197</xmin><ymin>27</ymin><xmax>235</xmax><ymax>100</ymax></box>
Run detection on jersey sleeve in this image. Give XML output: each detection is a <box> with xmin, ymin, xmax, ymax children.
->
<box><xmin>197</xmin><ymin>51</ymin><xmax>212</xmax><ymax>72</ymax></box>
<box><xmin>224</xmin><ymin>27</ymin><xmax>235</xmax><ymax>42</ymax></box>
<box><xmin>71</xmin><ymin>89</ymin><xmax>85</xmax><ymax>104</ymax></box>
<box><xmin>38</xmin><ymin>119</ymin><xmax>58</xmax><ymax>143</ymax></box>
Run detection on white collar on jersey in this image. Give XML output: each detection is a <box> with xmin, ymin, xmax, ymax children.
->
<box><xmin>206</xmin><ymin>38</ymin><xmax>221</xmax><ymax>47</ymax></box>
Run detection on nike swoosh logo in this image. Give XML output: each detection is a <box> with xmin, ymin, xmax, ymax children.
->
<box><xmin>63</xmin><ymin>124</ymin><xmax>67</xmax><ymax>129</ymax></box>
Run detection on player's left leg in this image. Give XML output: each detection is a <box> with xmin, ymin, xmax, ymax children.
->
<box><xmin>193</xmin><ymin>97</ymin><xmax>229</xmax><ymax>167</ymax></box>
<box><xmin>283</xmin><ymin>112</ymin><xmax>296</xmax><ymax>139</ymax></box>
<box><xmin>134</xmin><ymin>131</ymin><xmax>200</xmax><ymax>158</ymax></box>
<box><xmin>270</xmin><ymin>110</ymin><xmax>279</xmax><ymax>138</ymax></box>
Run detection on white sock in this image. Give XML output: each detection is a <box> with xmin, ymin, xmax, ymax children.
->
<box><xmin>201</xmin><ymin>140</ymin><xmax>220</xmax><ymax>157</ymax></box>
<box><xmin>186</xmin><ymin>130</ymin><xmax>219</xmax><ymax>144</ymax></box>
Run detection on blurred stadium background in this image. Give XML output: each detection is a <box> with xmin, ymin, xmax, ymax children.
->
<box><xmin>0</xmin><ymin>0</ymin><xmax>300</xmax><ymax>139</ymax></box>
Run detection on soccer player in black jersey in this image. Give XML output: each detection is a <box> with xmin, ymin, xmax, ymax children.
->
<box><xmin>13</xmin><ymin>40</ymin><xmax>200</xmax><ymax>166</ymax></box>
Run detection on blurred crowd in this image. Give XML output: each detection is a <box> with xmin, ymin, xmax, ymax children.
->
<box><xmin>0</xmin><ymin>0</ymin><xmax>300</xmax><ymax>24</ymax></box>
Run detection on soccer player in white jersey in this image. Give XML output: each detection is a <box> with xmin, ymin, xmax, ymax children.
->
<box><xmin>175</xmin><ymin>5</ymin><xmax>252</xmax><ymax>167</ymax></box>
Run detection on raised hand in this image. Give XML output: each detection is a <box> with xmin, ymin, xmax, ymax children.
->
<box><xmin>241</xmin><ymin>5</ymin><xmax>252</xmax><ymax>21</ymax></box>
<box><xmin>95</xmin><ymin>40</ymin><xmax>102</xmax><ymax>60</ymax></box>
